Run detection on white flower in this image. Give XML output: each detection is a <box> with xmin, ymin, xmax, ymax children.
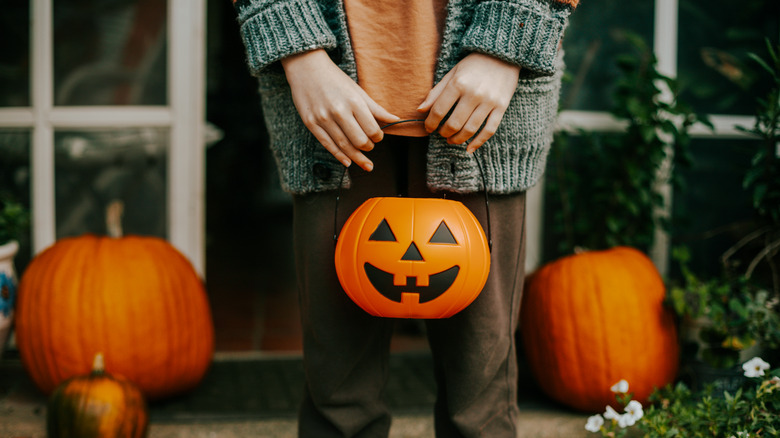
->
<box><xmin>604</xmin><ymin>405</ymin><xmax>620</xmax><ymax>421</ymax></box>
<box><xmin>610</xmin><ymin>379</ymin><xmax>629</xmax><ymax>394</ymax></box>
<box><xmin>585</xmin><ymin>414</ymin><xmax>604</xmax><ymax>433</ymax></box>
<box><xmin>742</xmin><ymin>357</ymin><xmax>770</xmax><ymax>378</ymax></box>
<box><xmin>624</xmin><ymin>400</ymin><xmax>644</xmax><ymax>422</ymax></box>
<box><xmin>618</xmin><ymin>413</ymin><xmax>635</xmax><ymax>428</ymax></box>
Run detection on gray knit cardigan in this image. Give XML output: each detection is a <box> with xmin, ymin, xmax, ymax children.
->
<box><xmin>235</xmin><ymin>0</ymin><xmax>574</xmax><ymax>195</ymax></box>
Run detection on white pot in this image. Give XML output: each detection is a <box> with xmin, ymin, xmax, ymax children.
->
<box><xmin>0</xmin><ymin>240</ymin><xmax>19</xmax><ymax>358</ymax></box>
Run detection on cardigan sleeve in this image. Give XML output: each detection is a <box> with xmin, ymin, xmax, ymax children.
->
<box><xmin>234</xmin><ymin>0</ymin><xmax>338</xmax><ymax>75</ymax></box>
<box><xmin>460</xmin><ymin>0</ymin><xmax>577</xmax><ymax>76</ymax></box>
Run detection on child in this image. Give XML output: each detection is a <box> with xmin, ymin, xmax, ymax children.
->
<box><xmin>233</xmin><ymin>0</ymin><xmax>578</xmax><ymax>436</ymax></box>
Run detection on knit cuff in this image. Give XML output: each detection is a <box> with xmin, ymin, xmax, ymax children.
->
<box><xmin>238</xmin><ymin>0</ymin><xmax>338</xmax><ymax>75</ymax></box>
<box><xmin>461</xmin><ymin>0</ymin><xmax>569</xmax><ymax>76</ymax></box>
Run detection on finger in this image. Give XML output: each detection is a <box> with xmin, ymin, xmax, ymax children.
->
<box><xmin>363</xmin><ymin>92</ymin><xmax>401</xmax><ymax>124</ymax></box>
<box><xmin>354</xmin><ymin>112</ymin><xmax>384</xmax><ymax>145</ymax></box>
<box><xmin>447</xmin><ymin>103</ymin><xmax>492</xmax><ymax>145</ymax></box>
<box><xmin>348</xmin><ymin>88</ymin><xmax>398</xmax><ymax>143</ymax></box>
<box><xmin>321</xmin><ymin>120</ymin><xmax>375</xmax><ymax>171</ymax></box>
<box><xmin>424</xmin><ymin>86</ymin><xmax>461</xmax><ymax>134</ymax></box>
<box><xmin>421</xmin><ymin>76</ymin><xmax>460</xmax><ymax>133</ymax></box>
<box><xmin>437</xmin><ymin>94</ymin><xmax>480</xmax><ymax>138</ymax></box>
<box><xmin>332</xmin><ymin>110</ymin><xmax>375</xmax><ymax>152</ymax></box>
<box><xmin>417</xmin><ymin>72</ymin><xmax>450</xmax><ymax>113</ymax></box>
<box><xmin>308</xmin><ymin>124</ymin><xmax>354</xmax><ymax>168</ymax></box>
<box><xmin>354</xmin><ymin>98</ymin><xmax>392</xmax><ymax>144</ymax></box>
<box><xmin>466</xmin><ymin>110</ymin><xmax>504</xmax><ymax>153</ymax></box>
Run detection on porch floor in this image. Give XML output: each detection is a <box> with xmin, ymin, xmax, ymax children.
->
<box><xmin>0</xmin><ymin>350</ymin><xmax>593</xmax><ymax>438</ymax></box>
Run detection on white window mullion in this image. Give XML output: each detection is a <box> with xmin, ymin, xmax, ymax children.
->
<box><xmin>168</xmin><ymin>0</ymin><xmax>206</xmax><ymax>275</ymax></box>
<box><xmin>693</xmin><ymin>114</ymin><xmax>755</xmax><ymax>138</ymax></box>
<box><xmin>557</xmin><ymin>110</ymin><xmax>627</xmax><ymax>133</ymax></box>
<box><xmin>559</xmin><ymin>111</ymin><xmax>756</xmax><ymax>139</ymax></box>
<box><xmin>48</xmin><ymin>106</ymin><xmax>172</xmax><ymax>128</ymax></box>
<box><xmin>31</xmin><ymin>0</ymin><xmax>56</xmax><ymax>254</ymax></box>
<box><xmin>0</xmin><ymin>109</ymin><xmax>35</xmax><ymax>127</ymax></box>
<box><xmin>650</xmin><ymin>0</ymin><xmax>679</xmax><ymax>276</ymax></box>
<box><xmin>654</xmin><ymin>0</ymin><xmax>679</xmax><ymax>80</ymax></box>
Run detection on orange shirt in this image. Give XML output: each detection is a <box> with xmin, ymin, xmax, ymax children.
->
<box><xmin>344</xmin><ymin>0</ymin><xmax>448</xmax><ymax>137</ymax></box>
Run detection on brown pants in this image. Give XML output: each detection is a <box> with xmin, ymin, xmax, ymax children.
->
<box><xmin>293</xmin><ymin>136</ymin><xmax>526</xmax><ymax>437</ymax></box>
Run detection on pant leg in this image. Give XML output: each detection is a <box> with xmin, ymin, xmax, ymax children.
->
<box><xmin>294</xmin><ymin>138</ymin><xmax>409</xmax><ymax>438</ymax></box>
<box><xmin>407</xmin><ymin>144</ymin><xmax>527</xmax><ymax>438</ymax></box>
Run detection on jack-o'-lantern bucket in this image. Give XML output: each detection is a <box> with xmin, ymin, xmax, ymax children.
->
<box><xmin>335</xmin><ymin>196</ymin><xmax>490</xmax><ymax>319</ymax></box>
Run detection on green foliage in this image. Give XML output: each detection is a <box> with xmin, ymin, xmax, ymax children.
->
<box><xmin>749</xmin><ymin>289</ymin><xmax>780</xmax><ymax>358</ymax></box>
<box><xmin>738</xmin><ymin>42</ymin><xmax>780</xmax><ymax>222</ymax></box>
<box><xmin>676</xmin><ymin>0</ymin><xmax>778</xmax><ymax>114</ymax></box>
<box><xmin>0</xmin><ymin>193</ymin><xmax>28</xmax><ymax>246</ymax></box>
<box><xmin>586</xmin><ymin>364</ymin><xmax>780</xmax><ymax>437</ymax></box>
<box><xmin>729</xmin><ymin>39</ymin><xmax>780</xmax><ymax>300</ymax></box>
<box><xmin>667</xmin><ymin>246</ymin><xmax>779</xmax><ymax>369</ymax></box>
<box><xmin>547</xmin><ymin>33</ymin><xmax>710</xmax><ymax>257</ymax></box>
<box><xmin>639</xmin><ymin>370</ymin><xmax>780</xmax><ymax>437</ymax></box>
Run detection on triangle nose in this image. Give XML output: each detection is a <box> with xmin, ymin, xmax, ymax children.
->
<box><xmin>401</xmin><ymin>242</ymin><xmax>424</xmax><ymax>261</ymax></box>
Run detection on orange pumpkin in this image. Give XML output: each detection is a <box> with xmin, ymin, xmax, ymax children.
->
<box><xmin>335</xmin><ymin>197</ymin><xmax>490</xmax><ymax>319</ymax></box>
<box><xmin>15</xmin><ymin>233</ymin><xmax>214</xmax><ymax>400</ymax></box>
<box><xmin>47</xmin><ymin>353</ymin><xmax>148</xmax><ymax>438</ymax></box>
<box><xmin>520</xmin><ymin>246</ymin><xmax>679</xmax><ymax>412</ymax></box>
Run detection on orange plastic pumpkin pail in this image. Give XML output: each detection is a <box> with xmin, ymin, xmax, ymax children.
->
<box><xmin>335</xmin><ymin>196</ymin><xmax>490</xmax><ymax>319</ymax></box>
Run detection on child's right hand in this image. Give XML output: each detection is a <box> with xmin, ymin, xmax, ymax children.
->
<box><xmin>281</xmin><ymin>49</ymin><xmax>400</xmax><ymax>172</ymax></box>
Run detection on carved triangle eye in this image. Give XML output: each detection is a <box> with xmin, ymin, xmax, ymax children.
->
<box><xmin>429</xmin><ymin>221</ymin><xmax>457</xmax><ymax>244</ymax></box>
<box><xmin>369</xmin><ymin>219</ymin><xmax>396</xmax><ymax>242</ymax></box>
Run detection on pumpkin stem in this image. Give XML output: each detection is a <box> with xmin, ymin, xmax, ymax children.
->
<box><xmin>106</xmin><ymin>200</ymin><xmax>124</xmax><ymax>238</ymax></box>
<box><xmin>92</xmin><ymin>353</ymin><xmax>105</xmax><ymax>374</ymax></box>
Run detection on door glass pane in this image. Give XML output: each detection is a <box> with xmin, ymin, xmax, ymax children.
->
<box><xmin>55</xmin><ymin>128</ymin><xmax>168</xmax><ymax>239</ymax></box>
<box><xmin>54</xmin><ymin>0</ymin><xmax>168</xmax><ymax>106</ymax></box>
<box><xmin>0</xmin><ymin>1</ymin><xmax>31</xmax><ymax>107</ymax></box>
<box><xmin>671</xmin><ymin>138</ymin><xmax>759</xmax><ymax>278</ymax></box>
<box><xmin>0</xmin><ymin>130</ymin><xmax>32</xmax><ymax>270</ymax></box>
<box><xmin>560</xmin><ymin>0</ymin><xmax>654</xmax><ymax>112</ymax></box>
<box><xmin>678</xmin><ymin>0</ymin><xmax>780</xmax><ymax>115</ymax></box>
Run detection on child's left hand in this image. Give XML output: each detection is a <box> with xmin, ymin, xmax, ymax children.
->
<box><xmin>417</xmin><ymin>52</ymin><xmax>521</xmax><ymax>153</ymax></box>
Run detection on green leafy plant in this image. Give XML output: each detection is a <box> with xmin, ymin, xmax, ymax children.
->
<box><xmin>0</xmin><ymin>193</ymin><xmax>28</xmax><ymax>246</ymax></box>
<box><xmin>586</xmin><ymin>358</ymin><xmax>780</xmax><ymax>438</ymax></box>
<box><xmin>548</xmin><ymin>32</ymin><xmax>710</xmax><ymax>257</ymax></box>
<box><xmin>729</xmin><ymin>39</ymin><xmax>780</xmax><ymax>299</ymax></box>
<box><xmin>639</xmin><ymin>359</ymin><xmax>780</xmax><ymax>437</ymax></box>
<box><xmin>739</xmin><ymin>40</ymin><xmax>780</xmax><ymax>227</ymax></box>
<box><xmin>661</xmin><ymin>40</ymin><xmax>780</xmax><ymax>373</ymax></box>
<box><xmin>667</xmin><ymin>247</ymin><xmax>776</xmax><ymax>370</ymax></box>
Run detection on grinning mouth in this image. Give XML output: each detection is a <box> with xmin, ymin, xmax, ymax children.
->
<box><xmin>363</xmin><ymin>263</ymin><xmax>460</xmax><ymax>303</ymax></box>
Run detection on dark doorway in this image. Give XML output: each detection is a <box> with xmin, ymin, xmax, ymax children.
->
<box><xmin>205</xmin><ymin>0</ymin><xmax>299</xmax><ymax>352</ymax></box>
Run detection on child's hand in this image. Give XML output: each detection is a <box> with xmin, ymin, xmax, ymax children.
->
<box><xmin>282</xmin><ymin>49</ymin><xmax>400</xmax><ymax>172</ymax></box>
<box><xmin>417</xmin><ymin>52</ymin><xmax>521</xmax><ymax>153</ymax></box>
